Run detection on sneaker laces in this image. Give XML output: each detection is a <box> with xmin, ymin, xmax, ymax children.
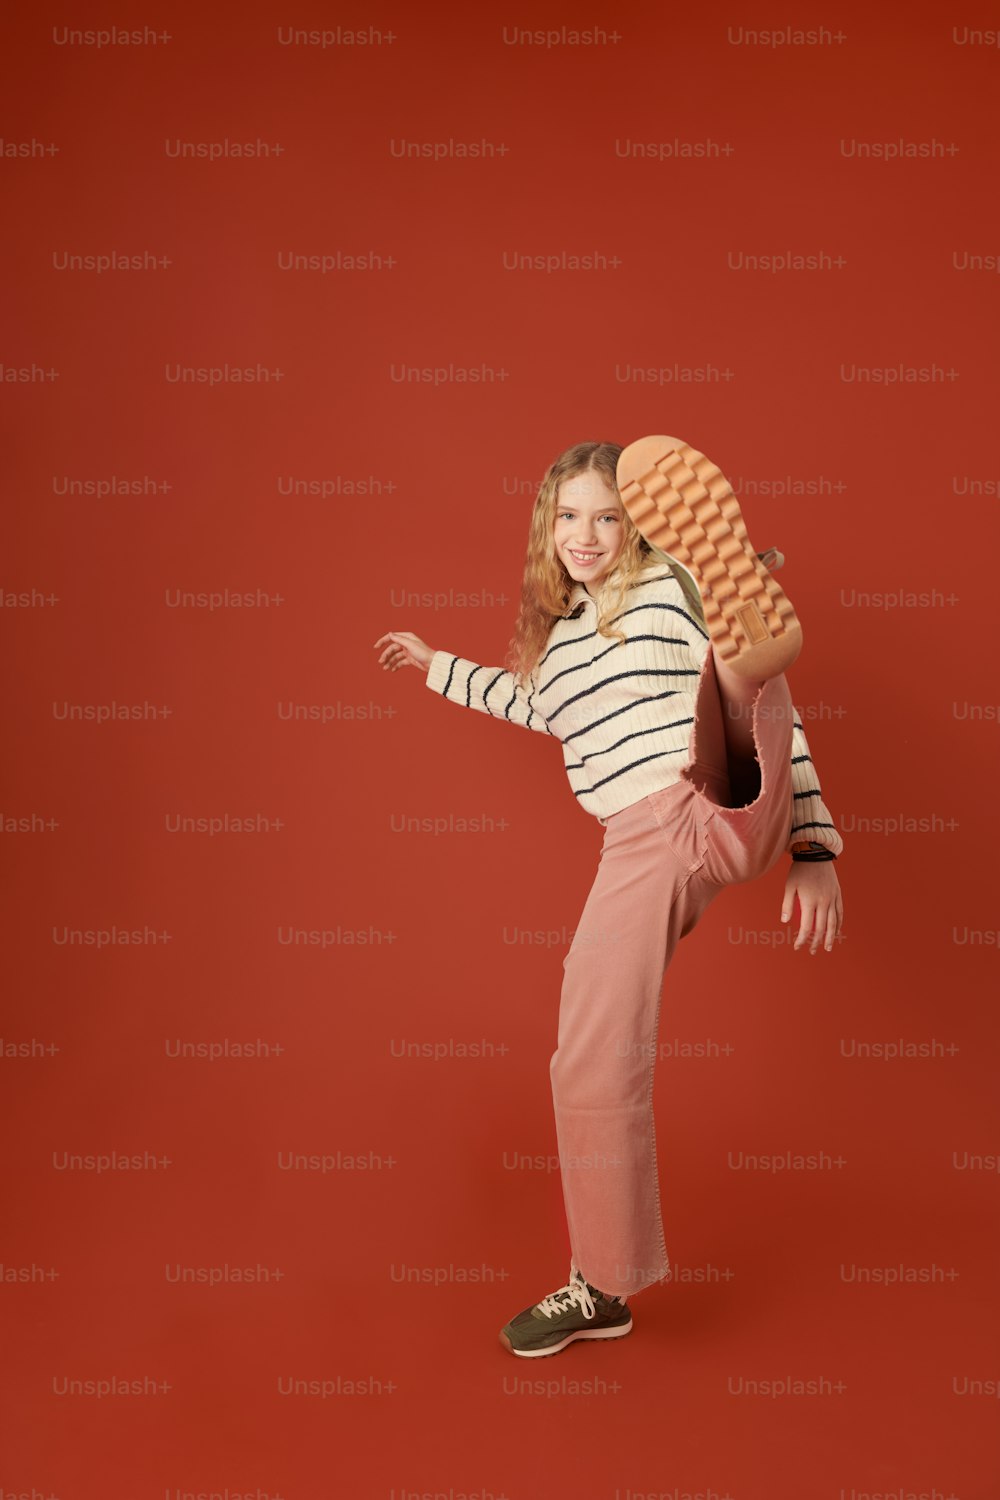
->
<box><xmin>535</xmin><ymin>1275</ymin><xmax>597</xmax><ymax>1321</ymax></box>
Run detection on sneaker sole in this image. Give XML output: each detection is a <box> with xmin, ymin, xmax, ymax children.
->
<box><xmin>616</xmin><ymin>435</ymin><xmax>802</xmax><ymax>680</ymax></box>
<box><xmin>499</xmin><ymin>1318</ymin><xmax>634</xmax><ymax>1358</ymax></box>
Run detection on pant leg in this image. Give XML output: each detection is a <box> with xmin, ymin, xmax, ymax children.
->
<box><xmin>550</xmin><ymin>789</ymin><xmax>721</xmax><ymax>1301</ymax></box>
<box><xmin>674</xmin><ymin>643</ymin><xmax>796</xmax><ymax>887</ymax></box>
<box><xmin>549</xmin><ymin>646</ymin><xmax>796</xmax><ymax>1301</ymax></box>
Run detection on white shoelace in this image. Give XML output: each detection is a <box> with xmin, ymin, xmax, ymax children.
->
<box><xmin>535</xmin><ymin>1277</ymin><xmax>597</xmax><ymax>1321</ymax></box>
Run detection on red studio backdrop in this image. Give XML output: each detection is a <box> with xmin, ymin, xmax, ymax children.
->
<box><xmin>3</xmin><ymin>4</ymin><xmax>999</xmax><ymax>1497</ymax></box>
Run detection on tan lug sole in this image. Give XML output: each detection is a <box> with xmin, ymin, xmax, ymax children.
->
<box><xmin>616</xmin><ymin>435</ymin><xmax>802</xmax><ymax>680</ymax></box>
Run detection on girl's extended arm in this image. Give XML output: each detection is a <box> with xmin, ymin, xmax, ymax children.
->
<box><xmin>424</xmin><ymin>650</ymin><xmax>554</xmax><ymax>735</ymax></box>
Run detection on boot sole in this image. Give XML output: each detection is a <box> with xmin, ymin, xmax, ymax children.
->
<box><xmin>616</xmin><ymin>435</ymin><xmax>802</xmax><ymax>680</ymax></box>
<box><xmin>499</xmin><ymin>1317</ymin><xmax>633</xmax><ymax>1357</ymax></box>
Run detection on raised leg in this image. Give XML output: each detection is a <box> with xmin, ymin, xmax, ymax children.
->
<box><xmin>712</xmin><ymin>647</ymin><xmax>767</xmax><ymax>806</ymax></box>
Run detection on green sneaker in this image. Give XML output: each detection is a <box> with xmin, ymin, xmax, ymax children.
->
<box><xmin>498</xmin><ymin>1266</ymin><xmax>633</xmax><ymax>1358</ymax></box>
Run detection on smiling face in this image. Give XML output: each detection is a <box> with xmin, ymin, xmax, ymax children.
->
<box><xmin>552</xmin><ymin>469</ymin><xmax>626</xmax><ymax>590</ymax></box>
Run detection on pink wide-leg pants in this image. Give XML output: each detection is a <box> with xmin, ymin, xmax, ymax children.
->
<box><xmin>549</xmin><ymin>646</ymin><xmax>796</xmax><ymax>1300</ymax></box>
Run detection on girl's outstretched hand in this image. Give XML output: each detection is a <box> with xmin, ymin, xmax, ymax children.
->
<box><xmin>373</xmin><ymin>630</ymin><xmax>436</xmax><ymax>674</ymax></box>
<box><xmin>781</xmin><ymin>862</ymin><xmax>844</xmax><ymax>954</ymax></box>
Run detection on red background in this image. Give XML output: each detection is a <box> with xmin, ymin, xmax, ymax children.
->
<box><xmin>3</xmin><ymin>3</ymin><xmax>999</xmax><ymax>1496</ymax></box>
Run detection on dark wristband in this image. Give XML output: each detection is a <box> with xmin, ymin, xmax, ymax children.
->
<box><xmin>790</xmin><ymin>841</ymin><xmax>837</xmax><ymax>862</ymax></box>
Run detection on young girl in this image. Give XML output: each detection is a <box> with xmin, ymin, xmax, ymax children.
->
<box><xmin>373</xmin><ymin>436</ymin><xmax>844</xmax><ymax>1359</ymax></box>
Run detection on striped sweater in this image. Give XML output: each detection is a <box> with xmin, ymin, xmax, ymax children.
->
<box><xmin>424</xmin><ymin>559</ymin><xmax>843</xmax><ymax>856</ymax></box>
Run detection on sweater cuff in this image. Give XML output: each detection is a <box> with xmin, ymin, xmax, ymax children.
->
<box><xmin>425</xmin><ymin>649</ymin><xmax>456</xmax><ymax>697</ymax></box>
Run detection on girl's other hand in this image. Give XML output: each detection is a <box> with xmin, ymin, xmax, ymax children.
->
<box><xmin>780</xmin><ymin>862</ymin><xmax>844</xmax><ymax>954</ymax></box>
<box><xmin>373</xmin><ymin>631</ymin><xmax>436</xmax><ymax>674</ymax></box>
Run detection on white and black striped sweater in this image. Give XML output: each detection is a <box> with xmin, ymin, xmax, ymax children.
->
<box><xmin>424</xmin><ymin>560</ymin><xmax>843</xmax><ymax>855</ymax></box>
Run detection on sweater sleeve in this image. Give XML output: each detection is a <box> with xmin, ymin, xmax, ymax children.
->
<box><xmin>424</xmin><ymin>649</ymin><xmax>554</xmax><ymax>735</ymax></box>
<box><xmin>787</xmin><ymin>718</ymin><xmax>844</xmax><ymax>857</ymax></box>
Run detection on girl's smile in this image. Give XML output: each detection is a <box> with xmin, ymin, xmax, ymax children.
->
<box><xmin>553</xmin><ymin>470</ymin><xmax>626</xmax><ymax>589</ymax></box>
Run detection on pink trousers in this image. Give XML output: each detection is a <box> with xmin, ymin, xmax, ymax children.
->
<box><xmin>549</xmin><ymin>646</ymin><xmax>796</xmax><ymax>1300</ymax></box>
